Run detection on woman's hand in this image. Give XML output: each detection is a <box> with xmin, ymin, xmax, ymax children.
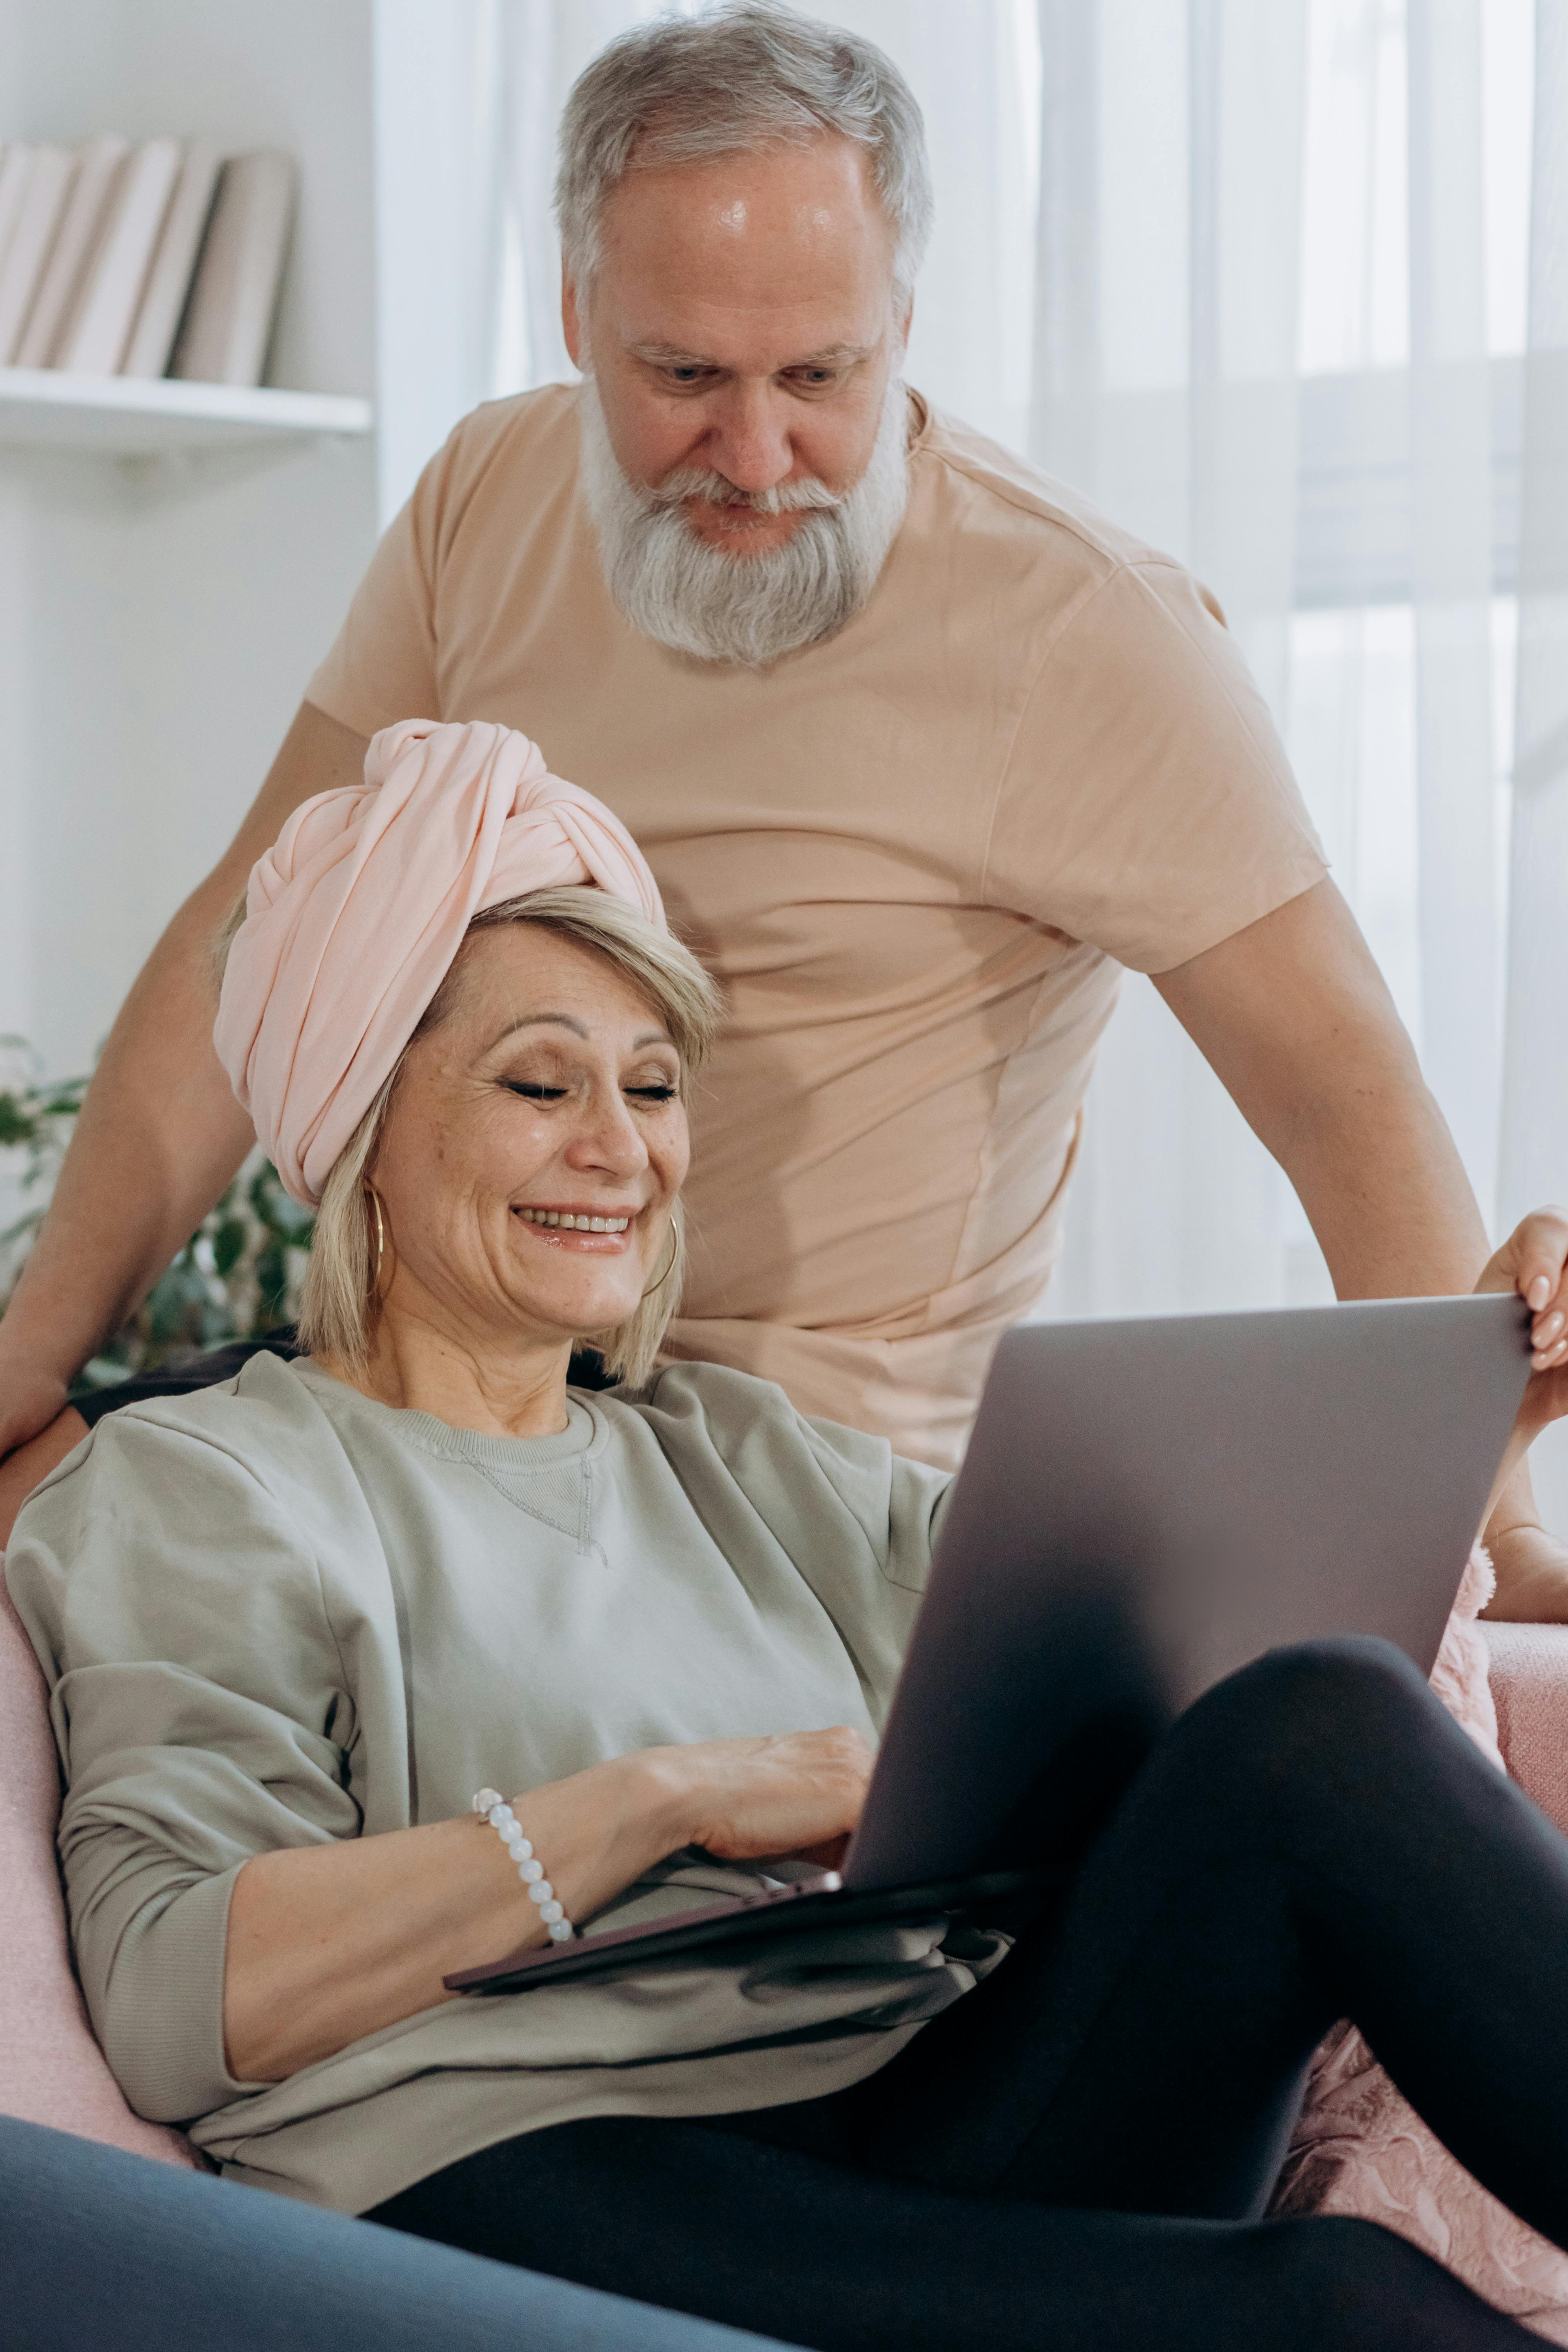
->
<box><xmin>1476</xmin><ymin>1206</ymin><xmax>1568</xmax><ymax>1439</ymax></box>
<box><xmin>225</xmin><ymin>1725</ymin><xmax>873</xmax><ymax>2083</ymax></box>
<box><xmin>646</xmin><ymin>1726</ymin><xmax>875</xmax><ymax>1871</ymax></box>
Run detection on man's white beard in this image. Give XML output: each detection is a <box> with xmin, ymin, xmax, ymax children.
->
<box><xmin>577</xmin><ymin>369</ymin><xmax>911</xmax><ymax>668</ymax></box>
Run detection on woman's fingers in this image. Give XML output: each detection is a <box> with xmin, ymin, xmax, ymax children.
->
<box><xmin>678</xmin><ymin>1726</ymin><xmax>874</xmax><ymax>1861</ymax></box>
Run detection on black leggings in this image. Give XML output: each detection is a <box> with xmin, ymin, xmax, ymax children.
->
<box><xmin>372</xmin><ymin>1640</ymin><xmax>1568</xmax><ymax>2350</ymax></box>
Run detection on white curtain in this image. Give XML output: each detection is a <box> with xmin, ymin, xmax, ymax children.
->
<box><xmin>1503</xmin><ymin>3</ymin><xmax>1568</xmax><ymax>1237</ymax></box>
<box><xmin>1027</xmin><ymin>0</ymin><xmax>1566</xmax><ymax>1519</ymax></box>
<box><xmin>1505</xmin><ymin>0</ymin><xmax>1568</xmax><ymax>1519</ymax></box>
<box><xmin>374</xmin><ymin>0</ymin><xmax>1568</xmax><ymax>1512</ymax></box>
<box><xmin>1031</xmin><ymin>0</ymin><xmax>1309</xmax><ymax>1323</ymax></box>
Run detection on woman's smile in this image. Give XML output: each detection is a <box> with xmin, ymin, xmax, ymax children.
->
<box><xmin>513</xmin><ymin>1202</ymin><xmax>639</xmax><ymax>1252</ymax></box>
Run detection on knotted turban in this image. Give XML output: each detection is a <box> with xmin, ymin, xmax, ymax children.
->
<box><xmin>214</xmin><ymin>718</ymin><xmax>666</xmax><ymax>1207</ymax></box>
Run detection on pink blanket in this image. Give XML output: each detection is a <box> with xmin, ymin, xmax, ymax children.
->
<box><xmin>1272</xmin><ymin>1549</ymin><xmax>1568</xmax><ymax>2341</ymax></box>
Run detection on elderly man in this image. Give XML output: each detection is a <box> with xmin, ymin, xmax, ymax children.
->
<box><xmin>0</xmin><ymin>4</ymin><xmax>1561</xmax><ymax>1609</ymax></box>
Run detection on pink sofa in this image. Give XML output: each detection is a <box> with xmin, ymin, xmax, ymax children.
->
<box><xmin>1486</xmin><ymin>1622</ymin><xmax>1568</xmax><ymax>1832</ymax></box>
<box><xmin>0</xmin><ymin>1576</ymin><xmax>198</xmax><ymax>2167</ymax></box>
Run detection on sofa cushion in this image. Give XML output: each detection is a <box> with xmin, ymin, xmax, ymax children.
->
<box><xmin>1484</xmin><ymin>1622</ymin><xmax>1568</xmax><ymax>1835</ymax></box>
<box><xmin>0</xmin><ymin>1564</ymin><xmax>195</xmax><ymax>2165</ymax></box>
<box><xmin>0</xmin><ymin>2112</ymin><xmax>794</xmax><ymax>2352</ymax></box>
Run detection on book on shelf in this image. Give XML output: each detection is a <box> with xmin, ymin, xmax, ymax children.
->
<box><xmin>120</xmin><ymin>141</ymin><xmax>222</xmax><ymax>379</ymax></box>
<box><xmin>55</xmin><ymin>138</ymin><xmax>184</xmax><ymax>377</ymax></box>
<box><xmin>14</xmin><ymin>133</ymin><xmax>129</xmax><ymax>368</ymax></box>
<box><xmin>0</xmin><ymin>134</ymin><xmax>300</xmax><ymax>395</ymax></box>
<box><xmin>0</xmin><ymin>145</ymin><xmax>77</xmax><ymax>365</ymax></box>
<box><xmin>170</xmin><ymin>150</ymin><xmax>296</xmax><ymax>389</ymax></box>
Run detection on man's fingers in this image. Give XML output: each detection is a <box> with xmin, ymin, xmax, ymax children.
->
<box><xmin>1512</xmin><ymin>1206</ymin><xmax>1568</xmax><ymax>1363</ymax></box>
<box><xmin>1513</xmin><ymin>1207</ymin><xmax>1568</xmax><ymax>1297</ymax></box>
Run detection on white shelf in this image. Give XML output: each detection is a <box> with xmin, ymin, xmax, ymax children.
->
<box><xmin>0</xmin><ymin>366</ymin><xmax>373</xmax><ymax>457</ymax></box>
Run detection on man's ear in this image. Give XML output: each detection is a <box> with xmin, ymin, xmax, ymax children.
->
<box><xmin>896</xmin><ymin>295</ymin><xmax>914</xmax><ymax>357</ymax></box>
<box><xmin>562</xmin><ymin>270</ymin><xmax>583</xmax><ymax>370</ymax></box>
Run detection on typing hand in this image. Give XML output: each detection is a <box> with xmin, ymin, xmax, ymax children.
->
<box><xmin>653</xmin><ymin>1726</ymin><xmax>874</xmax><ymax>1867</ymax></box>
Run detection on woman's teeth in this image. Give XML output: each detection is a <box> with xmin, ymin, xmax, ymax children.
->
<box><xmin>517</xmin><ymin>1208</ymin><xmax>630</xmax><ymax>1233</ymax></box>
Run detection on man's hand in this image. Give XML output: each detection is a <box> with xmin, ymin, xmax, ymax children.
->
<box><xmin>1477</xmin><ymin>1203</ymin><xmax>1568</xmax><ymax>1396</ymax></box>
<box><xmin>0</xmin><ymin>1364</ymin><xmax>73</xmax><ymax>1472</ymax></box>
<box><xmin>1479</xmin><ymin>1201</ymin><xmax>1568</xmax><ymax>1408</ymax></box>
<box><xmin>0</xmin><ymin>1407</ymin><xmax>89</xmax><ymax>1550</ymax></box>
<box><xmin>1471</xmin><ymin>1210</ymin><xmax>1568</xmax><ymax>1614</ymax></box>
<box><xmin>1155</xmin><ymin>879</ymin><xmax>1568</xmax><ymax>1621</ymax></box>
<box><xmin>0</xmin><ymin>700</ymin><xmax>369</xmax><ymax>1473</ymax></box>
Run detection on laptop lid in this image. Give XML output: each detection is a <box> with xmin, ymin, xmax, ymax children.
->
<box><xmin>844</xmin><ymin>1290</ymin><xmax>1533</xmax><ymax>1891</ymax></box>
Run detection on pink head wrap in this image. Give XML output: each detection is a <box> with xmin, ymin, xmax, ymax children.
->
<box><xmin>214</xmin><ymin>719</ymin><xmax>666</xmax><ymax>1206</ymax></box>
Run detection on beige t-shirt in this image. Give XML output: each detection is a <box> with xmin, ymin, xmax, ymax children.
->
<box><xmin>307</xmin><ymin>385</ymin><xmax>1326</xmax><ymax>1467</ymax></box>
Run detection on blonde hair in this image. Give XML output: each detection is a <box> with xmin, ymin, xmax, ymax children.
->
<box><xmin>215</xmin><ymin>886</ymin><xmax>722</xmax><ymax>1387</ymax></box>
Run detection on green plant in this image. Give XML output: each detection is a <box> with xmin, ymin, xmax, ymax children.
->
<box><xmin>0</xmin><ymin>1040</ymin><xmax>314</xmax><ymax>1394</ymax></box>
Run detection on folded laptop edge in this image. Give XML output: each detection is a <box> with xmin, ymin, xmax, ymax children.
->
<box><xmin>445</xmin><ymin>1868</ymin><xmax>1051</xmax><ymax>1997</ymax></box>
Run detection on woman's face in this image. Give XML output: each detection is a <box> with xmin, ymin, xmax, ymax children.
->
<box><xmin>368</xmin><ymin>924</ymin><xmax>690</xmax><ymax>1356</ymax></box>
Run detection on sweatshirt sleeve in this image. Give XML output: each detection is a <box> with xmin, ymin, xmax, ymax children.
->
<box><xmin>4</xmin><ymin>1410</ymin><xmax>359</xmax><ymax>2124</ymax></box>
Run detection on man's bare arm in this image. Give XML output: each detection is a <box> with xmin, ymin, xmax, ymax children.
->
<box><xmin>1154</xmin><ymin>876</ymin><xmax>1567</xmax><ymax>1621</ymax></box>
<box><xmin>0</xmin><ymin>702</ymin><xmax>370</xmax><ymax>1464</ymax></box>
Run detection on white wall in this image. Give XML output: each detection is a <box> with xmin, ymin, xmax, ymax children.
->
<box><xmin>0</xmin><ymin>0</ymin><xmax>380</xmax><ymax>1079</ymax></box>
<box><xmin>373</xmin><ymin>0</ymin><xmax>510</xmax><ymax>529</ymax></box>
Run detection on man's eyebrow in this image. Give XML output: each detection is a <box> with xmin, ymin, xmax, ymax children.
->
<box><xmin>626</xmin><ymin>340</ymin><xmax>873</xmax><ymax>370</ymax></box>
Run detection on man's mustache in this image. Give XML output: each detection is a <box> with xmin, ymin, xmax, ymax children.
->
<box><xmin>642</xmin><ymin>468</ymin><xmax>845</xmax><ymax>519</ymax></box>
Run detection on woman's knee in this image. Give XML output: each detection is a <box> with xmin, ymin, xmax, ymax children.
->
<box><xmin>1184</xmin><ymin>1635</ymin><xmax>1437</xmax><ymax>1776</ymax></box>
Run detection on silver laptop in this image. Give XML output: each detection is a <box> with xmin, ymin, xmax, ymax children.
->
<box><xmin>448</xmin><ymin>1290</ymin><xmax>1532</xmax><ymax>1996</ymax></box>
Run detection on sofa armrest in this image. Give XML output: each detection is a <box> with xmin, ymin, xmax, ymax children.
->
<box><xmin>1482</xmin><ymin>1624</ymin><xmax>1568</xmax><ymax>1836</ymax></box>
<box><xmin>0</xmin><ymin>2114</ymin><xmax>799</xmax><ymax>2352</ymax></box>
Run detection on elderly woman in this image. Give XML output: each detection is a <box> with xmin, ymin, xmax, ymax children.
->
<box><xmin>8</xmin><ymin>720</ymin><xmax>1568</xmax><ymax>2352</ymax></box>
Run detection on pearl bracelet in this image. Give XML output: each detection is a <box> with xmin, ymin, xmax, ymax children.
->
<box><xmin>472</xmin><ymin>1788</ymin><xmax>575</xmax><ymax>1942</ymax></box>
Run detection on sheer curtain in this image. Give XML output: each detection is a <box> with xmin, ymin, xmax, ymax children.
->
<box><xmin>1506</xmin><ymin>0</ymin><xmax>1568</xmax><ymax>1517</ymax></box>
<box><xmin>1027</xmin><ymin>0</ymin><xmax>1566</xmax><ymax>1519</ymax></box>
<box><xmin>376</xmin><ymin>0</ymin><xmax>1568</xmax><ymax>1512</ymax></box>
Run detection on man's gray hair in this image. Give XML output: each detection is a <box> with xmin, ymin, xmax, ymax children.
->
<box><xmin>555</xmin><ymin>3</ymin><xmax>934</xmax><ymax>305</ymax></box>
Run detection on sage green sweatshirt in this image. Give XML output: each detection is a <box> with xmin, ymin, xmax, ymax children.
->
<box><xmin>6</xmin><ymin>1353</ymin><xmax>1006</xmax><ymax>2213</ymax></box>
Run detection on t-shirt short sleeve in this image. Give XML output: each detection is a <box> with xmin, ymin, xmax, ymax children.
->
<box><xmin>983</xmin><ymin>557</ymin><xmax>1328</xmax><ymax>975</ymax></box>
<box><xmin>304</xmin><ymin>440</ymin><xmax>452</xmax><ymax>738</ymax></box>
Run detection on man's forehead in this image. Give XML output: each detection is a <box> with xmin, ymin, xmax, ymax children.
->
<box><xmin>595</xmin><ymin>138</ymin><xmax>894</xmax><ymax>301</ymax></box>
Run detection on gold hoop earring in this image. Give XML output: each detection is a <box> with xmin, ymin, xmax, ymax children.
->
<box><xmin>640</xmin><ymin>1226</ymin><xmax>679</xmax><ymax>1300</ymax></box>
<box><xmin>367</xmin><ymin>1187</ymin><xmax>388</xmax><ymax>1291</ymax></box>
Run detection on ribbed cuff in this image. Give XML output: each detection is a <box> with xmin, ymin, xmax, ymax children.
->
<box><xmin>102</xmin><ymin>1863</ymin><xmax>250</xmax><ymax>2123</ymax></box>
